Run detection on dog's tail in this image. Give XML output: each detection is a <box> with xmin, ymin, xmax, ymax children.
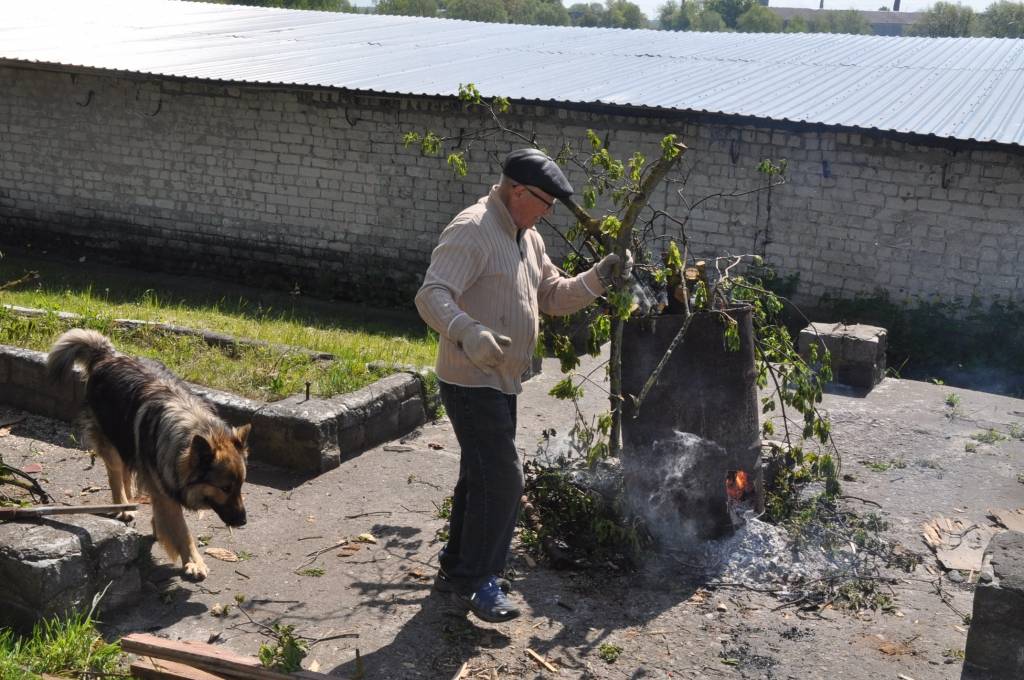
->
<box><xmin>47</xmin><ymin>328</ymin><xmax>116</xmax><ymax>383</ymax></box>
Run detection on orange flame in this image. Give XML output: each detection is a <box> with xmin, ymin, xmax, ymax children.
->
<box><xmin>726</xmin><ymin>470</ymin><xmax>749</xmax><ymax>502</ymax></box>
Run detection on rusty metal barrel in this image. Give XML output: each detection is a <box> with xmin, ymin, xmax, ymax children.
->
<box><xmin>620</xmin><ymin>306</ymin><xmax>762</xmax><ymax>540</ymax></box>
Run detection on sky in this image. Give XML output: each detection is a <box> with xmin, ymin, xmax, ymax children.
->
<box><xmin>629</xmin><ymin>0</ymin><xmax>998</xmax><ymax>20</ymax></box>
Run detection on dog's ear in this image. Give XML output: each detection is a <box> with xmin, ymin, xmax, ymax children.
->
<box><xmin>190</xmin><ymin>435</ymin><xmax>215</xmax><ymax>468</ymax></box>
<box><xmin>234</xmin><ymin>424</ymin><xmax>252</xmax><ymax>451</ymax></box>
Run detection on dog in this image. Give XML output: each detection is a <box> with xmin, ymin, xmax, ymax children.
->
<box><xmin>47</xmin><ymin>328</ymin><xmax>250</xmax><ymax>580</ymax></box>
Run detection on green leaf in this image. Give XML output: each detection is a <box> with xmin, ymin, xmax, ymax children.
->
<box><xmin>402</xmin><ymin>131</ymin><xmax>422</xmax><ymax>149</ymax></box>
<box><xmin>457</xmin><ymin>83</ymin><xmax>481</xmax><ymax>104</ymax></box>
<box><xmin>599</xmin><ymin>216</ymin><xmax>623</xmax><ymax>239</ymax></box>
<box><xmin>665</xmin><ymin>240</ymin><xmax>683</xmax><ymax>273</ymax></box>
<box><xmin>661</xmin><ymin>134</ymin><xmax>681</xmax><ymax>160</ymax></box>
<box><xmin>446</xmin><ymin>152</ymin><xmax>467</xmax><ymax>177</ymax></box>
<box><xmin>549</xmin><ymin>377</ymin><xmax>583</xmax><ymax>400</ymax></box>
<box><xmin>420</xmin><ymin>131</ymin><xmax>441</xmax><ymax>156</ymax></box>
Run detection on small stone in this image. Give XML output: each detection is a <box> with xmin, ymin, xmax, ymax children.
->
<box><xmin>947</xmin><ymin>570</ymin><xmax>964</xmax><ymax>583</ymax></box>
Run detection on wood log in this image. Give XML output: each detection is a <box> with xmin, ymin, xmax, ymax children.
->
<box><xmin>0</xmin><ymin>503</ymin><xmax>138</xmax><ymax>519</ymax></box>
<box><xmin>131</xmin><ymin>657</ymin><xmax>227</xmax><ymax>680</ymax></box>
<box><xmin>120</xmin><ymin>634</ymin><xmax>328</xmax><ymax>680</ymax></box>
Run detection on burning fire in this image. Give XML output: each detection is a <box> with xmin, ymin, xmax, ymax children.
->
<box><xmin>726</xmin><ymin>469</ymin><xmax>749</xmax><ymax>502</ymax></box>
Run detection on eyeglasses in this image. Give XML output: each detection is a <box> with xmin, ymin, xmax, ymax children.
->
<box><xmin>518</xmin><ymin>184</ymin><xmax>555</xmax><ymax>210</ymax></box>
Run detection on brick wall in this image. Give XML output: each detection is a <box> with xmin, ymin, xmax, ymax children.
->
<box><xmin>1</xmin><ymin>64</ymin><xmax>1021</xmax><ymax>308</ymax></box>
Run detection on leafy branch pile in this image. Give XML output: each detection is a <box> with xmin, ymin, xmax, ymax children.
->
<box><xmin>406</xmin><ymin>85</ymin><xmax>848</xmax><ymax>564</ymax></box>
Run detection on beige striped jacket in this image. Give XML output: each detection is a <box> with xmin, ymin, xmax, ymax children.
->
<box><xmin>415</xmin><ymin>186</ymin><xmax>604</xmax><ymax>394</ymax></box>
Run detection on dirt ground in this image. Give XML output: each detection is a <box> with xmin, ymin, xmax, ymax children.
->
<box><xmin>2</xmin><ymin>350</ymin><xmax>1022</xmax><ymax>679</ymax></box>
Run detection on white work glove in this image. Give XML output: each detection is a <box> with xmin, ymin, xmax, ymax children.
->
<box><xmin>457</xmin><ymin>323</ymin><xmax>512</xmax><ymax>375</ymax></box>
<box><xmin>595</xmin><ymin>249</ymin><xmax>634</xmax><ymax>290</ymax></box>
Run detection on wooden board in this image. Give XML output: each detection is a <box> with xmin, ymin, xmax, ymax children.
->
<box><xmin>921</xmin><ymin>516</ymin><xmax>998</xmax><ymax>572</ymax></box>
<box><xmin>0</xmin><ymin>503</ymin><xmax>138</xmax><ymax>519</ymax></box>
<box><xmin>120</xmin><ymin>634</ymin><xmax>328</xmax><ymax>680</ymax></box>
<box><xmin>131</xmin><ymin>657</ymin><xmax>227</xmax><ymax>680</ymax></box>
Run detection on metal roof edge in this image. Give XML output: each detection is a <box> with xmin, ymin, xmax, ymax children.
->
<box><xmin>2</xmin><ymin>57</ymin><xmax>1020</xmax><ymax>153</ymax></box>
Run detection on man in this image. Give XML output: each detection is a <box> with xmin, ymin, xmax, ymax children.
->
<box><xmin>415</xmin><ymin>148</ymin><xmax>629</xmax><ymax>623</ymax></box>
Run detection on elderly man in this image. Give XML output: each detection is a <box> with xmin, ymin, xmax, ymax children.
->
<box><xmin>415</xmin><ymin>148</ymin><xmax>629</xmax><ymax>623</ymax></box>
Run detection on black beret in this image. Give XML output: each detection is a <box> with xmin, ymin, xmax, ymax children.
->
<box><xmin>502</xmin><ymin>149</ymin><xmax>573</xmax><ymax>200</ymax></box>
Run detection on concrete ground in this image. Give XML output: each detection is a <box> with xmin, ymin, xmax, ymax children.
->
<box><xmin>1</xmin><ymin>352</ymin><xmax>1022</xmax><ymax>679</ymax></box>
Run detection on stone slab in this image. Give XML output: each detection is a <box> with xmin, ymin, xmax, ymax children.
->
<box><xmin>0</xmin><ymin>514</ymin><xmax>144</xmax><ymax>633</ymax></box>
<box><xmin>798</xmin><ymin>322</ymin><xmax>887</xmax><ymax>390</ymax></box>
<box><xmin>0</xmin><ymin>343</ymin><xmax>427</xmax><ymax>475</ymax></box>
<box><xmin>962</xmin><ymin>530</ymin><xmax>1024</xmax><ymax>680</ymax></box>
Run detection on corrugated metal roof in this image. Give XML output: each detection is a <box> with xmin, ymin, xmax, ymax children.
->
<box><xmin>2</xmin><ymin>0</ymin><xmax>1023</xmax><ymax>146</ymax></box>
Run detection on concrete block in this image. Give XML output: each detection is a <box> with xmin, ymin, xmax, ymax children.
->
<box><xmin>798</xmin><ymin>322</ymin><xmax>887</xmax><ymax>390</ymax></box>
<box><xmin>962</xmin><ymin>531</ymin><xmax>1024</xmax><ymax>680</ymax></box>
<box><xmin>250</xmin><ymin>394</ymin><xmax>341</xmax><ymax>473</ymax></box>
<box><xmin>0</xmin><ymin>515</ymin><xmax>144</xmax><ymax>633</ymax></box>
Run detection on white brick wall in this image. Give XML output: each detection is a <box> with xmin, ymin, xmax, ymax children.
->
<box><xmin>0</xmin><ymin>65</ymin><xmax>1021</xmax><ymax>307</ymax></box>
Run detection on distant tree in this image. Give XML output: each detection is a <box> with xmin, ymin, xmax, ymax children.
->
<box><xmin>446</xmin><ymin>0</ymin><xmax>509</xmax><ymax>21</ymax></box>
<box><xmin>198</xmin><ymin>0</ymin><xmax>355</xmax><ymax>9</ymax></box>
<box><xmin>606</xmin><ymin>0</ymin><xmax>648</xmax><ymax>27</ymax></box>
<box><xmin>878</xmin><ymin>5</ymin><xmax>891</xmax><ymax>9</ymax></box>
<box><xmin>376</xmin><ymin>0</ymin><xmax>438</xmax><ymax>15</ymax></box>
<box><xmin>692</xmin><ymin>8</ymin><xmax>728</xmax><ymax>30</ymax></box>
<box><xmin>705</xmin><ymin>0</ymin><xmax>756</xmax><ymax>27</ymax></box>
<box><xmin>830</xmin><ymin>9</ymin><xmax>873</xmax><ymax>33</ymax></box>
<box><xmin>520</xmin><ymin>0</ymin><xmax>572</xmax><ymax>25</ymax></box>
<box><xmin>659</xmin><ymin>0</ymin><xmax>698</xmax><ymax>30</ymax></box>
<box><xmin>979</xmin><ymin>0</ymin><xmax>1024</xmax><ymax>36</ymax></box>
<box><xmin>784</xmin><ymin>15</ymin><xmax>808</xmax><ymax>31</ymax></box>
<box><xmin>736</xmin><ymin>4</ymin><xmax>783</xmax><ymax>31</ymax></box>
<box><xmin>568</xmin><ymin>1</ymin><xmax>607</xmax><ymax>25</ymax></box>
<box><xmin>804</xmin><ymin>14</ymin><xmax>827</xmax><ymax>31</ymax></box>
<box><xmin>908</xmin><ymin>2</ymin><xmax>977</xmax><ymax>36</ymax></box>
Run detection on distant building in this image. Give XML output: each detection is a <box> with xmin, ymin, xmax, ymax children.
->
<box><xmin>770</xmin><ymin>7</ymin><xmax>923</xmax><ymax>35</ymax></box>
<box><xmin>0</xmin><ymin>1</ymin><xmax>1021</xmax><ymax>307</ymax></box>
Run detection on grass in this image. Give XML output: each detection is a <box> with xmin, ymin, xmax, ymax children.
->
<box><xmin>0</xmin><ymin>611</ymin><xmax>127</xmax><ymax>679</ymax></box>
<box><xmin>862</xmin><ymin>458</ymin><xmax>906</xmax><ymax>472</ymax></box>
<box><xmin>0</xmin><ymin>253</ymin><xmax>437</xmax><ymax>401</ymax></box>
<box><xmin>971</xmin><ymin>429</ymin><xmax>1008</xmax><ymax>445</ymax></box>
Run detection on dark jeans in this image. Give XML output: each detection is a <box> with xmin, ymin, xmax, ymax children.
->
<box><xmin>438</xmin><ymin>381</ymin><xmax>522</xmax><ymax>594</ymax></box>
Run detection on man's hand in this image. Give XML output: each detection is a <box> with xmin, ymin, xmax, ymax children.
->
<box><xmin>458</xmin><ymin>323</ymin><xmax>512</xmax><ymax>374</ymax></box>
<box><xmin>595</xmin><ymin>250</ymin><xmax>634</xmax><ymax>290</ymax></box>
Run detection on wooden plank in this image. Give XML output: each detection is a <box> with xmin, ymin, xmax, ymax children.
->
<box><xmin>120</xmin><ymin>634</ymin><xmax>328</xmax><ymax>680</ymax></box>
<box><xmin>131</xmin><ymin>657</ymin><xmax>227</xmax><ymax>680</ymax></box>
<box><xmin>0</xmin><ymin>503</ymin><xmax>138</xmax><ymax>519</ymax></box>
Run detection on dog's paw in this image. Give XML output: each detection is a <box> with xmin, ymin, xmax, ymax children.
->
<box><xmin>115</xmin><ymin>510</ymin><xmax>137</xmax><ymax>523</ymax></box>
<box><xmin>184</xmin><ymin>560</ymin><xmax>210</xmax><ymax>581</ymax></box>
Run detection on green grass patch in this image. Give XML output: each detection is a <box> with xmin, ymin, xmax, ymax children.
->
<box><xmin>862</xmin><ymin>458</ymin><xmax>906</xmax><ymax>472</ymax></box>
<box><xmin>971</xmin><ymin>429</ymin><xmax>1007</xmax><ymax>445</ymax></box>
<box><xmin>0</xmin><ymin>254</ymin><xmax>437</xmax><ymax>401</ymax></box>
<box><xmin>0</xmin><ymin>611</ymin><xmax>127</xmax><ymax>679</ymax></box>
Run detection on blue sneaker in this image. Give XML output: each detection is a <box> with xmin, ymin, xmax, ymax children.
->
<box><xmin>434</xmin><ymin>567</ymin><xmax>511</xmax><ymax>594</ymax></box>
<box><xmin>457</xmin><ymin>577</ymin><xmax>521</xmax><ymax>623</ymax></box>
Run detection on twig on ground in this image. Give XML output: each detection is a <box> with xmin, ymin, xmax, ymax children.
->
<box><xmin>295</xmin><ymin>539</ymin><xmax>349</xmax><ymax>572</ymax></box>
<box><xmin>840</xmin><ymin>495</ymin><xmax>882</xmax><ymax>508</ymax></box>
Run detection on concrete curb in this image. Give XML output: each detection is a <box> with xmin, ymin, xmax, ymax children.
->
<box><xmin>0</xmin><ymin>343</ymin><xmax>427</xmax><ymax>475</ymax></box>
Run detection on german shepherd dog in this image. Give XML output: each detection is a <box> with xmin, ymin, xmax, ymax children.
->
<box><xmin>48</xmin><ymin>329</ymin><xmax>250</xmax><ymax>580</ymax></box>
